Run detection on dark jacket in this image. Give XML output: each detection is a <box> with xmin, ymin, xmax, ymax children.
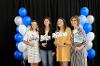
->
<box><xmin>39</xmin><ymin>28</ymin><xmax>56</xmax><ymax>51</ymax></box>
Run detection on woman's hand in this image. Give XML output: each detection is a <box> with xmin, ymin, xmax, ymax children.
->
<box><xmin>75</xmin><ymin>47</ymin><xmax>81</xmax><ymax>51</ymax></box>
<box><xmin>54</xmin><ymin>42</ymin><xmax>61</xmax><ymax>47</ymax></box>
<box><xmin>75</xmin><ymin>45</ymin><xmax>85</xmax><ymax>51</ymax></box>
<box><xmin>41</xmin><ymin>43</ymin><xmax>47</xmax><ymax>47</ymax></box>
<box><xmin>55</xmin><ymin>42</ymin><xmax>66</xmax><ymax>47</ymax></box>
<box><xmin>54</xmin><ymin>42</ymin><xmax>58</xmax><ymax>47</ymax></box>
<box><xmin>52</xmin><ymin>52</ymin><xmax>55</xmax><ymax>56</ymax></box>
<box><xmin>23</xmin><ymin>40</ymin><xmax>34</xmax><ymax>47</ymax></box>
<box><xmin>28</xmin><ymin>43</ymin><xmax>34</xmax><ymax>47</ymax></box>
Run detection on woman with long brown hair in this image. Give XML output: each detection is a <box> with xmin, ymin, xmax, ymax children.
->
<box><xmin>39</xmin><ymin>17</ymin><xmax>55</xmax><ymax>66</ymax></box>
<box><xmin>54</xmin><ymin>17</ymin><xmax>71</xmax><ymax>66</ymax></box>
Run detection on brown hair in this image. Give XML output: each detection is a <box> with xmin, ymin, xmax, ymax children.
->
<box><xmin>40</xmin><ymin>17</ymin><xmax>52</xmax><ymax>34</ymax></box>
<box><xmin>56</xmin><ymin>17</ymin><xmax>67</xmax><ymax>32</ymax></box>
<box><xmin>70</xmin><ymin>15</ymin><xmax>80</xmax><ymax>26</ymax></box>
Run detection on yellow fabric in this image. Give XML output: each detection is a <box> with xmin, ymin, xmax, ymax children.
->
<box><xmin>54</xmin><ymin>27</ymin><xmax>71</xmax><ymax>61</ymax></box>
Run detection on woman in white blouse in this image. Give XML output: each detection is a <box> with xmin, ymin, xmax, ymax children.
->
<box><xmin>23</xmin><ymin>20</ymin><xmax>41</xmax><ymax>66</ymax></box>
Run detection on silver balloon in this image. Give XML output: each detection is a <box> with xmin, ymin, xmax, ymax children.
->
<box><xmin>18</xmin><ymin>25</ymin><xmax>27</xmax><ymax>35</ymax></box>
<box><xmin>87</xmin><ymin>15</ymin><xmax>94</xmax><ymax>24</ymax></box>
<box><xmin>86</xmin><ymin>41</ymin><xmax>93</xmax><ymax>50</ymax></box>
<box><xmin>14</xmin><ymin>16</ymin><xmax>23</xmax><ymax>25</ymax></box>
<box><xmin>86</xmin><ymin>32</ymin><xmax>95</xmax><ymax>41</ymax></box>
<box><xmin>18</xmin><ymin>42</ymin><xmax>27</xmax><ymax>52</ymax></box>
<box><xmin>79</xmin><ymin>15</ymin><xmax>87</xmax><ymax>25</ymax></box>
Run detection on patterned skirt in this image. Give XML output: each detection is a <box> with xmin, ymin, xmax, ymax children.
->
<box><xmin>71</xmin><ymin>43</ymin><xmax>87</xmax><ymax>66</ymax></box>
<box><xmin>28</xmin><ymin>44</ymin><xmax>41</xmax><ymax>63</ymax></box>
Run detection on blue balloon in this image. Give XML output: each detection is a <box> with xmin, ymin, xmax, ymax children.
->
<box><xmin>16</xmin><ymin>26</ymin><xmax>19</xmax><ymax>33</ymax></box>
<box><xmin>14</xmin><ymin>50</ymin><xmax>23</xmax><ymax>61</ymax></box>
<box><xmin>80</xmin><ymin>7</ymin><xmax>89</xmax><ymax>16</ymax></box>
<box><xmin>23</xmin><ymin>16</ymin><xmax>32</xmax><ymax>27</ymax></box>
<box><xmin>83</xmin><ymin>23</ymin><xmax>92</xmax><ymax>34</ymax></box>
<box><xmin>16</xmin><ymin>42</ymin><xmax>19</xmax><ymax>49</ymax></box>
<box><xmin>87</xmin><ymin>48</ymin><xmax>96</xmax><ymax>60</ymax></box>
<box><xmin>18</xmin><ymin>7</ymin><xmax>27</xmax><ymax>17</ymax></box>
<box><xmin>14</xmin><ymin>33</ymin><xmax>23</xmax><ymax>42</ymax></box>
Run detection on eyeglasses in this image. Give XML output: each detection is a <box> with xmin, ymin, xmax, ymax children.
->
<box><xmin>71</xmin><ymin>20</ymin><xmax>77</xmax><ymax>21</ymax></box>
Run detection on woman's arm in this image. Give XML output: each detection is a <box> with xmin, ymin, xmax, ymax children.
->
<box><xmin>65</xmin><ymin>27</ymin><xmax>72</xmax><ymax>45</ymax></box>
<box><xmin>75</xmin><ymin>44</ymin><xmax>85</xmax><ymax>51</ymax></box>
<box><xmin>80</xmin><ymin>27</ymin><xmax>87</xmax><ymax>46</ymax></box>
<box><xmin>23</xmin><ymin>31</ymin><xmax>34</xmax><ymax>47</ymax></box>
<box><xmin>75</xmin><ymin>28</ymin><xmax>87</xmax><ymax>51</ymax></box>
<box><xmin>23</xmin><ymin>40</ymin><xmax>30</xmax><ymax>45</ymax></box>
<box><xmin>54</xmin><ymin>38</ymin><xmax>58</xmax><ymax>46</ymax></box>
<box><xmin>23</xmin><ymin>40</ymin><xmax>34</xmax><ymax>47</ymax></box>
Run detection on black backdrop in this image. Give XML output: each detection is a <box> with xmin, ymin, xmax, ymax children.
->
<box><xmin>0</xmin><ymin>0</ymin><xmax>99</xmax><ymax>66</ymax></box>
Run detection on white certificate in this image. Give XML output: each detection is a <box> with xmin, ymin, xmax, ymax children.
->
<box><xmin>74</xmin><ymin>34</ymin><xmax>84</xmax><ymax>43</ymax></box>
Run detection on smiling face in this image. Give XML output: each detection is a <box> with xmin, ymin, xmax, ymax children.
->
<box><xmin>70</xmin><ymin>16</ymin><xmax>79</xmax><ymax>28</ymax></box>
<box><xmin>31</xmin><ymin>21</ymin><xmax>38</xmax><ymax>30</ymax></box>
<box><xmin>44</xmin><ymin>19</ymin><xmax>50</xmax><ymax>27</ymax></box>
<box><xmin>71</xmin><ymin>18</ymin><xmax>78</xmax><ymax>27</ymax></box>
<box><xmin>57</xmin><ymin>19</ymin><xmax>64</xmax><ymax>27</ymax></box>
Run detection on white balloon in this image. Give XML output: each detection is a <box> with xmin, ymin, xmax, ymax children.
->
<box><xmin>86</xmin><ymin>41</ymin><xmax>93</xmax><ymax>50</ymax></box>
<box><xmin>86</xmin><ymin>32</ymin><xmax>95</xmax><ymax>41</ymax></box>
<box><xmin>87</xmin><ymin>15</ymin><xmax>94</xmax><ymax>24</ymax></box>
<box><xmin>18</xmin><ymin>42</ymin><xmax>27</xmax><ymax>52</ymax></box>
<box><xmin>23</xmin><ymin>50</ymin><xmax>28</xmax><ymax>60</ymax></box>
<box><xmin>79</xmin><ymin>15</ymin><xmax>87</xmax><ymax>25</ymax></box>
<box><xmin>14</xmin><ymin>16</ymin><xmax>23</xmax><ymax>25</ymax></box>
<box><xmin>18</xmin><ymin>25</ymin><xmax>27</xmax><ymax>35</ymax></box>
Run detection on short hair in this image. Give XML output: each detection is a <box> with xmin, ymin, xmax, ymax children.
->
<box><xmin>30</xmin><ymin>20</ymin><xmax>38</xmax><ymax>31</ymax></box>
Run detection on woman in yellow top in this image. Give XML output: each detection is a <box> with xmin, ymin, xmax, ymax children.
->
<box><xmin>54</xmin><ymin>17</ymin><xmax>71</xmax><ymax>66</ymax></box>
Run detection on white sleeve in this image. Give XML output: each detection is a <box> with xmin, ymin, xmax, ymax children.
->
<box><xmin>23</xmin><ymin>32</ymin><xmax>29</xmax><ymax>41</ymax></box>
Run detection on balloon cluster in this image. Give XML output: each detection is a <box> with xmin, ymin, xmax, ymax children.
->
<box><xmin>13</xmin><ymin>6</ymin><xmax>96</xmax><ymax>60</ymax></box>
<box><xmin>79</xmin><ymin>7</ymin><xmax>96</xmax><ymax>60</ymax></box>
<box><xmin>14</xmin><ymin>7</ymin><xmax>32</xmax><ymax>61</ymax></box>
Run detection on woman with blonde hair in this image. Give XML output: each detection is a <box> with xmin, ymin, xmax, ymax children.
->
<box><xmin>23</xmin><ymin>20</ymin><xmax>41</xmax><ymax>66</ymax></box>
<box><xmin>70</xmin><ymin>16</ymin><xmax>87</xmax><ymax>66</ymax></box>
